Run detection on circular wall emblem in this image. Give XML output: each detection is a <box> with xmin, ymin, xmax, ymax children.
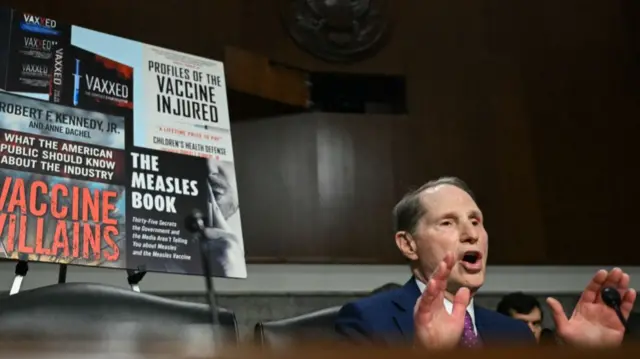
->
<box><xmin>280</xmin><ymin>0</ymin><xmax>391</xmax><ymax>63</ymax></box>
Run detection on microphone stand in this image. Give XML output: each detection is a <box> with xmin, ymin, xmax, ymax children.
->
<box><xmin>197</xmin><ymin>230</ymin><xmax>221</xmax><ymax>329</ymax></box>
<box><xmin>186</xmin><ymin>210</ymin><xmax>223</xmax><ymax>347</ymax></box>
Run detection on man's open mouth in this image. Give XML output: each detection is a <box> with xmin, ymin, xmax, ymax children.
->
<box><xmin>460</xmin><ymin>250</ymin><xmax>483</xmax><ymax>272</ymax></box>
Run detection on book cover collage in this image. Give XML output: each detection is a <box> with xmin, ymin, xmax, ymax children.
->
<box><xmin>0</xmin><ymin>8</ymin><xmax>246</xmax><ymax>278</ymax></box>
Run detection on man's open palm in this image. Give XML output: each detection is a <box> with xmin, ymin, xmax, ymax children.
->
<box><xmin>414</xmin><ymin>252</ymin><xmax>471</xmax><ymax>349</ymax></box>
<box><xmin>547</xmin><ymin>268</ymin><xmax>637</xmax><ymax>347</ymax></box>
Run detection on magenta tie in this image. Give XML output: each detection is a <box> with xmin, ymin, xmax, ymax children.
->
<box><xmin>461</xmin><ymin>311</ymin><xmax>481</xmax><ymax>348</ymax></box>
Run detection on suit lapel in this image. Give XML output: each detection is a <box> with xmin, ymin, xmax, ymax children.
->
<box><xmin>474</xmin><ymin>305</ymin><xmax>501</xmax><ymax>343</ymax></box>
<box><xmin>391</xmin><ymin>278</ymin><xmax>421</xmax><ymax>339</ymax></box>
<box><xmin>474</xmin><ymin>304</ymin><xmax>488</xmax><ymax>340</ymax></box>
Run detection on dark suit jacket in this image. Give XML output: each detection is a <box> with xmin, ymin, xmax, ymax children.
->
<box><xmin>335</xmin><ymin>278</ymin><xmax>535</xmax><ymax>346</ymax></box>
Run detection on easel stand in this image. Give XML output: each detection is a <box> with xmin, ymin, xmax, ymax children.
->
<box><xmin>9</xmin><ymin>260</ymin><xmax>28</xmax><ymax>295</ymax></box>
<box><xmin>126</xmin><ymin>267</ymin><xmax>147</xmax><ymax>292</ymax></box>
<box><xmin>52</xmin><ymin>263</ymin><xmax>147</xmax><ymax>293</ymax></box>
<box><xmin>10</xmin><ymin>262</ymin><xmax>68</xmax><ymax>295</ymax></box>
<box><xmin>58</xmin><ymin>264</ymin><xmax>67</xmax><ymax>283</ymax></box>
<box><xmin>9</xmin><ymin>261</ymin><xmax>147</xmax><ymax>295</ymax></box>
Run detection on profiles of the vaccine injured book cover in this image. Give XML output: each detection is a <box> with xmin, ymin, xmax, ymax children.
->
<box><xmin>0</xmin><ymin>8</ymin><xmax>247</xmax><ymax>278</ymax></box>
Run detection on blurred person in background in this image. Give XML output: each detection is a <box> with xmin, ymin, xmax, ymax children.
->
<box><xmin>496</xmin><ymin>292</ymin><xmax>543</xmax><ymax>342</ymax></box>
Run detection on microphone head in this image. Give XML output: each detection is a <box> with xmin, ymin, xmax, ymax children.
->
<box><xmin>601</xmin><ymin>286</ymin><xmax>622</xmax><ymax>308</ymax></box>
<box><xmin>184</xmin><ymin>209</ymin><xmax>206</xmax><ymax>233</ymax></box>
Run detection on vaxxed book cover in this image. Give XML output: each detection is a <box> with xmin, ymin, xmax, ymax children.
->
<box><xmin>50</xmin><ymin>44</ymin><xmax>133</xmax><ymax>118</ymax></box>
<box><xmin>0</xmin><ymin>8</ymin><xmax>71</xmax><ymax>96</ymax></box>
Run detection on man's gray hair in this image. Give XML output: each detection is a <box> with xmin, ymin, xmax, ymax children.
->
<box><xmin>392</xmin><ymin>176</ymin><xmax>475</xmax><ymax>234</ymax></box>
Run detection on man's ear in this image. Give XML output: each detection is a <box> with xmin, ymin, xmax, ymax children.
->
<box><xmin>395</xmin><ymin>232</ymin><xmax>419</xmax><ymax>261</ymax></box>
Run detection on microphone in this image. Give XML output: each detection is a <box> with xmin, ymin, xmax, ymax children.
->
<box><xmin>185</xmin><ymin>209</ymin><xmax>207</xmax><ymax>233</ymax></box>
<box><xmin>601</xmin><ymin>287</ymin><xmax>628</xmax><ymax>329</ymax></box>
<box><xmin>185</xmin><ymin>209</ymin><xmax>221</xmax><ymax>332</ymax></box>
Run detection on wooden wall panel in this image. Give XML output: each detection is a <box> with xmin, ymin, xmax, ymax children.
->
<box><xmin>315</xmin><ymin>115</ymin><xmax>401</xmax><ymax>263</ymax></box>
<box><xmin>232</xmin><ymin>114</ymin><xmax>406</xmax><ymax>263</ymax></box>
<box><xmin>230</xmin><ymin>115</ymin><xmax>319</xmax><ymax>262</ymax></box>
<box><xmin>516</xmin><ymin>0</ymin><xmax>640</xmax><ymax>264</ymax></box>
<box><xmin>401</xmin><ymin>0</ymin><xmax>547</xmax><ymax>264</ymax></box>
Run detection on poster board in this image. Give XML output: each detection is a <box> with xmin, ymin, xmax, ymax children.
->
<box><xmin>0</xmin><ymin>8</ymin><xmax>246</xmax><ymax>278</ymax></box>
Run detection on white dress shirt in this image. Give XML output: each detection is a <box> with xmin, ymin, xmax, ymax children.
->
<box><xmin>415</xmin><ymin>278</ymin><xmax>478</xmax><ymax>335</ymax></box>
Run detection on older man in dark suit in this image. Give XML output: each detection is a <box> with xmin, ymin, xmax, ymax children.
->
<box><xmin>335</xmin><ymin>177</ymin><xmax>636</xmax><ymax>349</ymax></box>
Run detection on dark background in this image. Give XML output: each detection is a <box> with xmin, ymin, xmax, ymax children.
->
<box><xmin>4</xmin><ymin>0</ymin><xmax>639</xmax><ymax>266</ymax></box>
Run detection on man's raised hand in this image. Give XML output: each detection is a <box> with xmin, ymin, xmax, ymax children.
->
<box><xmin>547</xmin><ymin>268</ymin><xmax>636</xmax><ymax>347</ymax></box>
<box><xmin>414</xmin><ymin>252</ymin><xmax>471</xmax><ymax>349</ymax></box>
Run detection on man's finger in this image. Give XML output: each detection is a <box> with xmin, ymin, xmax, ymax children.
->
<box><xmin>621</xmin><ymin>288</ymin><xmax>637</xmax><ymax>319</ymax></box>
<box><xmin>595</xmin><ymin>268</ymin><xmax>623</xmax><ymax>304</ymax></box>
<box><xmin>443</xmin><ymin>252</ymin><xmax>456</xmax><ymax>270</ymax></box>
<box><xmin>619</xmin><ymin>273</ymin><xmax>630</xmax><ymax>291</ymax></box>
<box><xmin>418</xmin><ymin>253</ymin><xmax>455</xmax><ymax>315</ymax></box>
<box><xmin>611</xmin><ymin>272</ymin><xmax>632</xmax><ymax>309</ymax></box>
<box><xmin>414</xmin><ymin>297</ymin><xmax>433</xmax><ymax>325</ymax></box>
<box><xmin>577</xmin><ymin>269</ymin><xmax>607</xmax><ymax>304</ymax></box>
<box><xmin>451</xmin><ymin>287</ymin><xmax>471</xmax><ymax>320</ymax></box>
<box><xmin>428</xmin><ymin>259</ymin><xmax>445</xmax><ymax>282</ymax></box>
<box><xmin>546</xmin><ymin>297</ymin><xmax>569</xmax><ymax>331</ymax></box>
<box><xmin>603</xmin><ymin>268</ymin><xmax>623</xmax><ymax>287</ymax></box>
<box><xmin>430</xmin><ymin>252</ymin><xmax>455</xmax><ymax>282</ymax></box>
<box><xmin>415</xmin><ymin>278</ymin><xmax>443</xmax><ymax>318</ymax></box>
<box><xmin>597</xmin><ymin>268</ymin><xmax>623</xmax><ymax>302</ymax></box>
<box><xmin>413</xmin><ymin>281</ymin><xmax>444</xmax><ymax>322</ymax></box>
